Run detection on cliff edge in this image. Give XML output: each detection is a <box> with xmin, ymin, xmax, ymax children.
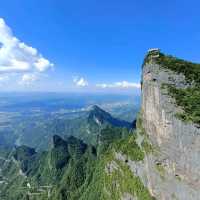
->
<box><xmin>140</xmin><ymin>49</ymin><xmax>200</xmax><ymax>199</ymax></box>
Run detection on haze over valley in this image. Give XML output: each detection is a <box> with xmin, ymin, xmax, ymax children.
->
<box><xmin>0</xmin><ymin>93</ymin><xmax>140</xmax><ymax>150</ymax></box>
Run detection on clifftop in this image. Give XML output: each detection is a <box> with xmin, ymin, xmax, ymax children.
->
<box><xmin>144</xmin><ymin>50</ymin><xmax>200</xmax><ymax>85</ymax></box>
<box><xmin>143</xmin><ymin>51</ymin><xmax>200</xmax><ymax>125</ymax></box>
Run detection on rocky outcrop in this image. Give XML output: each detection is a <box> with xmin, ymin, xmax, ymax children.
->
<box><xmin>140</xmin><ymin>51</ymin><xmax>200</xmax><ymax>200</ymax></box>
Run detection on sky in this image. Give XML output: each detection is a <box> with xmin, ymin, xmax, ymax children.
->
<box><xmin>0</xmin><ymin>0</ymin><xmax>199</xmax><ymax>93</ymax></box>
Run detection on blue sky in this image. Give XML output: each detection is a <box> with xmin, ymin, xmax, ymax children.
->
<box><xmin>0</xmin><ymin>0</ymin><xmax>199</xmax><ymax>93</ymax></box>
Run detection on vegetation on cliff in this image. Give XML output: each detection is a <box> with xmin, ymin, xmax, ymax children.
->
<box><xmin>145</xmin><ymin>51</ymin><xmax>200</xmax><ymax>125</ymax></box>
<box><xmin>158</xmin><ymin>53</ymin><xmax>200</xmax><ymax>125</ymax></box>
<box><xmin>157</xmin><ymin>53</ymin><xmax>200</xmax><ymax>85</ymax></box>
<box><xmin>163</xmin><ymin>85</ymin><xmax>200</xmax><ymax>124</ymax></box>
<box><xmin>80</xmin><ymin>132</ymin><xmax>155</xmax><ymax>200</ymax></box>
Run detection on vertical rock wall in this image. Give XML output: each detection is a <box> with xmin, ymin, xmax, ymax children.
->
<box><xmin>141</xmin><ymin>54</ymin><xmax>200</xmax><ymax>200</ymax></box>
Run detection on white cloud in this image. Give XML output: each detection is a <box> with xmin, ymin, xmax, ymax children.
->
<box><xmin>96</xmin><ymin>83</ymin><xmax>108</xmax><ymax>88</ymax></box>
<box><xmin>96</xmin><ymin>81</ymin><xmax>141</xmax><ymax>89</ymax></box>
<box><xmin>73</xmin><ymin>77</ymin><xmax>88</xmax><ymax>87</ymax></box>
<box><xmin>19</xmin><ymin>73</ymin><xmax>39</xmax><ymax>85</ymax></box>
<box><xmin>34</xmin><ymin>57</ymin><xmax>53</xmax><ymax>72</ymax></box>
<box><xmin>0</xmin><ymin>18</ymin><xmax>53</xmax><ymax>74</ymax></box>
<box><xmin>0</xmin><ymin>75</ymin><xmax>9</xmax><ymax>82</ymax></box>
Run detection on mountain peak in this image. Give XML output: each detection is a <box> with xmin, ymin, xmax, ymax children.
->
<box><xmin>89</xmin><ymin>105</ymin><xmax>105</xmax><ymax>112</ymax></box>
<box><xmin>52</xmin><ymin>135</ymin><xmax>88</xmax><ymax>156</ymax></box>
<box><xmin>13</xmin><ymin>145</ymin><xmax>36</xmax><ymax>162</ymax></box>
<box><xmin>52</xmin><ymin>135</ymin><xmax>67</xmax><ymax>148</ymax></box>
<box><xmin>87</xmin><ymin>105</ymin><xmax>131</xmax><ymax>129</ymax></box>
<box><xmin>88</xmin><ymin>105</ymin><xmax>111</xmax><ymax>125</ymax></box>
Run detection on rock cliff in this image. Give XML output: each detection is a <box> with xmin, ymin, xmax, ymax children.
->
<box><xmin>79</xmin><ymin>50</ymin><xmax>200</xmax><ymax>200</ymax></box>
<box><xmin>139</xmin><ymin>50</ymin><xmax>200</xmax><ymax>199</ymax></box>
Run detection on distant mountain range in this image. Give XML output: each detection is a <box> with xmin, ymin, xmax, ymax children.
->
<box><xmin>0</xmin><ymin>105</ymin><xmax>132</xmax><ymax>150</ymax></box>
<box><xmin>0</xmin><ymin>94</ymin><xmax>140</xmax><ymax>200</ymax></box>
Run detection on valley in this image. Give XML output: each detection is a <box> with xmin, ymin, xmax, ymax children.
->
<box><xmin>0</xmin><ymin>93</ymin><xmax>140</xmax><ymax>150</ymax></box>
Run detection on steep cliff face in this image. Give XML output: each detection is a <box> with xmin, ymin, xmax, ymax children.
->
<box><xmin>140</xmin><ymin>50</ymin><xmax>200</xmax><ymax>200</ymax></box>
<box><xmin>79</xmin><ymin>51</ymin><xmax>200</xmax><ymax>200</ymax></box>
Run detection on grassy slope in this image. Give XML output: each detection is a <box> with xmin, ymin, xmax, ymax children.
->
<box><xmin>81</xmin><ymin>119</ymin><xmax>155</xmax><ymax>200</ymax></box>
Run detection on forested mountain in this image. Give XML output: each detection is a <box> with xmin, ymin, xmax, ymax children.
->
<box><xmin>0</xmin><ymin>92</ymin><xmax>140</xmax><ymax>150</ymax></box>
<box><xmin>0</xmin><ymin>127</ymin><xmax>131</xmax><ymax>200</ymax></box>
<box><xmin>0</xmin><ymin>104</ymin><xmax>133</xmax><ymax>150</ymax></box>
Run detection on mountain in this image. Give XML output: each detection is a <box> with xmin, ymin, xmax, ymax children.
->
<box><xmin>75</xmin><ymin>105</ymin><xmax>132</xmax><ymax>145</ymax></box>
<box><xmin>79</xmin><ymin>50</ymin><xmax>200</xmax><ymax>200</ymax></box>
<box><xmin>136</xmin><ymin>50</ymin><xmax>200</xmax><ymax>199</ymax></box>
<box><xmin>0</xmin><ymin>127</ymin><xmax>130</xmax><ymax>200</ymax></box>
<box><xmin>4</xmin><ymin>105</ymin><xmax>132</xmax><ymax>150</ymax></box>
<box><xmin>38</xmin><ymin>105</ymin><xmax>132</xmax><ymax>149</ymax></box>
<box><xmin>1</xmin><ymin>50</ymin><xmax>200</xmax><ymax>200</ymax></box>
<box><xmin>86</xmin><ymin>49</ymin><xmax>200</xmax><ymax>200</ymax></box>
<box><xmin>0</xmin><ymin>135</ymin><xmax>97</xmax><ymax>200</ymax></box>
<box><xmin>87</xmin><ymin>105</ymin><xmax>131</xmax><ymax>127</ymax></box>
<box><xmin>0</xmin><ymin>94</ymin><xmax>138</xmax><ymax>150</ymax></box>
<box><xmin>78</xmin><ymin>50</ymin><xmax>200</xmax><ymax>200</ymax></box>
